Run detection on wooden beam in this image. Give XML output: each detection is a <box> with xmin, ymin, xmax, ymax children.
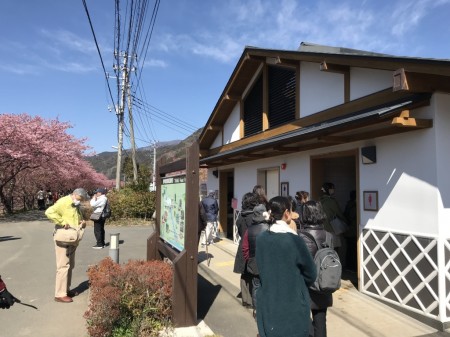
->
<box><xmin>317</xmin><ymin>136</ymin><xmax>348</xmax><ymax>144</ymax></box>
<box><xmin>392</xmin><ymin>117</ymin><xmax>433</xmax><ymax>128</ymax></box>
<box><xmin>246</xmin><ymin>153</ymin><xmax>266</xmax><ymax>159</ymax></box>
<box><xmin>273</xmin><ymin>145</ymin><xmax>299</xmax><ymax>152</ymax></box>
<box><xmin>208</xmin><ymin>125</ymin><xmax>221</xmax><ymax>132</ymax></box>
<box><xmin>224</xmin><ymin>94</ymin><xmax>240</xmax><ymax>101</ymax></box>
<box><xmin>320</xmin><ymin>61</ymin><xmax>350</xmax><ymax>74</ymax></box>
<box><xmin>394</xmin><ymin>69</ymin><xmax>450</xmax><ymax>93</ymax></box>
<box><xmin>266</xmin><ymin>56</ymin><xmax>281</xmax><ymax>65</ymax></box>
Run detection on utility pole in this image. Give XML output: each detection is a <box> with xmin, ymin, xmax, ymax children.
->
<box><xmin>127</xmin><ymin>85</ymin><xmax>138</xmax><ymax>183</ymax></box>
<box><xmin>115</xmin><ymin>51</ymin><xmax>128</xmax><ymax>190</ymax></box>
<box><xmin>151</xmin><ymin>143</ymin><xmax>157</xmax><ymax>191</ymax></box>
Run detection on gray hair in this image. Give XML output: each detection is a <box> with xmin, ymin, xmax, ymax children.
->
<box><xmin>73</xmin><ymin>188</ymin><xmax>88</xmax><ymax>200</ymax></box>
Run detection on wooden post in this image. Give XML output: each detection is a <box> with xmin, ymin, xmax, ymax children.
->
<box><xmin>147</xmin><ymin>142</ymin><xmax>199</xmax><ymax>327</ymax></box>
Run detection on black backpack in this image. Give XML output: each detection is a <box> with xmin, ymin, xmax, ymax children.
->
<box><xmin>302</xmin><ymin>231</ymin><xmax>342</xmax><ymax>293</ymax></box>
<box><xmin>102</xmin><ymin>201</ymin><xmax>112</xmax><ymax>219</ymax></box>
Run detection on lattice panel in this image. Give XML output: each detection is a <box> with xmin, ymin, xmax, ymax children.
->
<box><xmin>233</xmin><ymin>209</ymin><xmax>241</xmax><ymax>244</ymax></box>
<box><xmin>362</xmin><ymin>229</ymin><xmax>439</xmax><ymax>319</ymax></box>
<box><xmin>444</xmin><ymin>239</ymin><xmax>450</xmax><ymax>318</ymax></box>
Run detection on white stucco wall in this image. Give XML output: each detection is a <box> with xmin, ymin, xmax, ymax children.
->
<box><xmin>300</xmin><ymin>62</ymin><xmax>345</xmax><ymax>117</ymax></box>
<box><xmin>211</xmin><ymin>131</ymin><xmax>222</xmax><ymax>148</ymax></box>
<box><xmin>350</xmin><ymin>68</ymin><xmax>392</xmax><ymax>100</ymax></box>
<box><xmin>214</xmin><ymin>99</ymin><xmax>443</xmax><ymax>238</ymax></box>
<box><xmin>223</xmin><ymin>103</ymin><xmax>241</xmax><ymax>144</ymax></box>
<box><xmin>434</xmin><ymin>93</ymin><xmax>450</xmax><ymax>237</ymax></box>
<box><xmin>360</xmin><ymin>103</ymin><xmax>439</xmax><ymax>236</ymax></box>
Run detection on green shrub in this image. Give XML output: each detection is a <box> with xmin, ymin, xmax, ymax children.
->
<box><xmin>107</xmin><ymin>189</ymin><xmax>156</xmax><ymax>221</ymax></box>
<box><xmin>85</xmin><ymin>258</ymin><xmax>173</xmax><ymax>337</ymax></box>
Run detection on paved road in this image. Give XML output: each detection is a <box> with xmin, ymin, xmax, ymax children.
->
<box><xmin>0</xmin><ymin>211</ymin><xmax>152</xmax><ymax>337</ymax></box>
<box><xmin>3</xmin><ymin>211</ymin><xmax>449</xmax><ymax>337</ymax></box>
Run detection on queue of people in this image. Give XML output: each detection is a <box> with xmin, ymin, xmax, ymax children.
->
<box><xmin>229</xmin><ymin>182</ymin><xmax>355</xmax><ymax>337</ymax></box>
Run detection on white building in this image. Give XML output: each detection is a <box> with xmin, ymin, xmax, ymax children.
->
<box><xmin>198</xmin><ymin>42</ymin><xmax>450</xmax><ymax>329</ymax></box>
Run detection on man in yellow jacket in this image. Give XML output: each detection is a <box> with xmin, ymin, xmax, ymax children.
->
<box><xmin>45</xmin><ymin>188</ymin><xmax>88</xmax><ymax>303</ymax></box>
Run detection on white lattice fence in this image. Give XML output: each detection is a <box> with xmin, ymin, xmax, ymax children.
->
<box><xmin>361</xmin><ymin>229</ymin><xmax>440</xmax><ymax>320</ymax></box>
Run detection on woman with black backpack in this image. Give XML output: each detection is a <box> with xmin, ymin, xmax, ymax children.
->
<box><xmin>299</xmin><ymin>201</ymin><xmax>334</xmax><ymax>337</ymax></box>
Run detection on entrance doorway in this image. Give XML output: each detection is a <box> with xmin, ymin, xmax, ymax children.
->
<box><xmin>257</xmin><ymin>167</ymin><xmax>280</xmax><ymax>200</ymax></box>
<box><xmin>310</xmin><ymin>150</ymin><xmax>359</xmax><ymax>287</ymax></box>
<box><xmin>218</xmin><ymin>170</ymin><xmax>234</xmax><ymax>240</ymax></box>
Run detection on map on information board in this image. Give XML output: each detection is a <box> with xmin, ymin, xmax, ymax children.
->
<box><xmin>160</xmin><ymin>175</ymin><xmax>186</xmax><ymax>251</ymax></box>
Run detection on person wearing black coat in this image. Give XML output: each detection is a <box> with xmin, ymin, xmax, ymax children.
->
<box><xmin>233</xmin><ymin>192</ymin><xmax>259</xmax><ymax>308</ymax></box>
<box><xmin>299</xmin><ymin>200</ymin><xmax>333</xmax><ymax>337</ymax></box>
<box><xmin>242</xmin><ymin>203</ymin><xmax>270</xmax><ymax>314</ymax></box>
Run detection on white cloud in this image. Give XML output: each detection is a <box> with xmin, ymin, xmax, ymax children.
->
<box><xmin>150</xmin><ymin>0</ymin><xmax>450</xmax><ymax>64</ymax></box>
<box><xmin>391</xmin><ymin>0</ymin><xmax>450</xmax><ymax>37</ymax></box>
<box><xmin>39</xmin><ymin>29</ymin><xmax>97</xmax><ymax>55</ymax></box>
<box><xmin>143</xmin><ymin>59</ymin><xmax>168</xmax><ymax>68</ymax></box>
<box><xmin>0</xmin><ymin>63</ymin><xmax>39</xmax><ymax>75</ymax></box>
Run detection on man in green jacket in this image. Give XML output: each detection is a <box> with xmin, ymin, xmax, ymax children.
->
<box><xmin>45</xmin><ymin>188</ymin><xmax>88</xmax><ymax>303</ymax></box>
<box><xmin>320</xmin><ymin>182</ymin><xmax>348</xmax><ymax>267</ymax></box>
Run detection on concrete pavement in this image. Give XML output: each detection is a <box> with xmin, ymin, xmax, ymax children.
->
<box><xmin>1</xmin><ymin>211</ymin><xmax>450</xmax><ymax>337</ymax></box>
<box><xmin>203</xmin><ymin>238</ymin><xmax>450</xmax><ymax>337</ymax></box>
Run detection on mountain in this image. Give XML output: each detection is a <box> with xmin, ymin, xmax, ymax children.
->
<box><xmin>86</xmin><ymin>128</ymin><xmax>203</xmax><ymax>179</ymax></box>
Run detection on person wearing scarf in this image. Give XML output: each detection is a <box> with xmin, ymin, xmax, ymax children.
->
<box><xmin>255</xmin><ymin>196</ymin><xmax>316</xmax><ymax>337</ymax></box>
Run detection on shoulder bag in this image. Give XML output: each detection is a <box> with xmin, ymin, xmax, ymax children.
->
<box><xmin>330</xmin><ymin>216</ymin><xmax>348</xmax><ymax>235</ymax></box>
<box><xmin>90</xmin><ymin>212</ymin><xmax>102</xmax><ymax>221</ymax></box>
<box><xmin>54</xmin><ymin>227</ymin><xmax>85</xmax><ymax>245</ymax></box>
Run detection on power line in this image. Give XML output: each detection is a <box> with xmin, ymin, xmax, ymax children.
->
<box><xmin>81</xmin><ymin>0</ymin><xmax>116</xmax><ymax>109</ymax></box>
<box><xmin>132</xmin><ymin>96</ymin><xmax>199</xmax><ymax>131</ymax></box>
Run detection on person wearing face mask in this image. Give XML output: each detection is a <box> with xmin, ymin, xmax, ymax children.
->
<box><xmin>320</xmin><ymin>182</ymin><xmax>348</xmax><ymax>267</ymax></box>
<box><xmin>45</xmin><ymin>188</ymin><xmax>88</xmax><ymax>303</ymax></box>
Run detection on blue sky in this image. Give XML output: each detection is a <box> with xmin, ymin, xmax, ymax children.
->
<box><xmin>2</xmin><ymin>0</ymin><xmax>450</xmax><ymax>153</ymax></box>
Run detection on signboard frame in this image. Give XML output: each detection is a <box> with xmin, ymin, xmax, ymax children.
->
<box><xmin>147</xmin><ymin>142</ymin><xmax>199</xmax><ymax>327</ymax></box>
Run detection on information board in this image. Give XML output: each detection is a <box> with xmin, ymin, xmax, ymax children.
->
<box><xmin>160</xmin><ymin>175</ymin><xmax>186</xmax><ymax>251</ymax></box>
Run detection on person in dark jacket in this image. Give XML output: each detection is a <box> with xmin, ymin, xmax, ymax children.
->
<box><xmin>299</xmin><ymin>200</ymin><xmax>333</xmax><ymax>337</ymax></box>
<box><xmin>198</xmin><ymin>201</ymin><xmax>207</xmax><ymax>245</ymax></box>
<box><xmin>233</xmin><ymin>192</ymin><xmax>259</xmax><ymax>307</ymax></box>
<box><xmin>295</xmin><ymin>191</ymin><xmax>309</xmax><ymax>229</ymax></box>
<box><xmin>256</xmin><ymin>196</ymin><xmax>316</xmax><ymax>337</ymax></box>
<box><xmin>242</xmin><ymin>203</ymin><xmax>270</xmax><ymax>314</ymax></box>
<box><xmin>201</xmin><ymin>190</ymin><xmax>219</xmax><ymax>245</ymax></box>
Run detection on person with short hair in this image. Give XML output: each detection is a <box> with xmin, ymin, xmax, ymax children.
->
<box><xmin>201</xmin><ymin>190</ymin><xmax>219</xmax><ymax>245</ymax></box>
<box><xmin>45</xmin><ymin>188</ymin><xmax>88</xmax><ymax>303</ymax></box>
<box><xmin>90</xmin><ymin>187</ymin><xmax>108</xmax><ymax>249</ymax></box>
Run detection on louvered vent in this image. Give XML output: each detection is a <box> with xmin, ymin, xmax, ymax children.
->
<box><xmin>268</xmin><ymin>65</ymin><xmax>296</xmax><ymax>128</ymax></box>
<box><xmin>244</xmin><ymin>75</ymin><xmax>263</xmax><ymax>137</ymax></box>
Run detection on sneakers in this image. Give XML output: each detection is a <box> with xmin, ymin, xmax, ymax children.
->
<box><xmin>92</xmin><ymin>245</ymin><xmax>104</xmax><ymax>249</ymax></box>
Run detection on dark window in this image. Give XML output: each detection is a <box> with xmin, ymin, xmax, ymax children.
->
<box><xmin>243</xmin><ymin>75</ymin><xmax>263</xmax><ymax>137</ymax></box>
<box><xmin>268</xmin><ymin>65</ymin><xmax>296</xmax><ymax>128</ymax></box>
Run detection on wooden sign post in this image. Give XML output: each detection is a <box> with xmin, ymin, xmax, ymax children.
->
<box><xmin>147</xmin><ymin>142</ymin><xmax>199</xmax><ymax>327</ymax></box>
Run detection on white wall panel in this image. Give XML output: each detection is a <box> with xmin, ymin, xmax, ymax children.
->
<box><xmin>223</xmin><ymin>103</ymin><xmax>241</xmax><ymax>144</ymax></box>
<box><xmin>434</xmin><ymin>93</ymin><xmax>450</xmax><ymax>237</ymax></box>
<box><xmin>211</xmin><ymin>131</ymin><xmax>222</xmax><ymax>149</ymax></box>
<box><xmin>359</xmin><ymin>113</ymin><xmax>438</xmax><ymax>235</ymax></box>
<box><xmin>350</xmin><ymin>68</ymin><xmax>392</xmax><ymax>100</ymax></box>
<box><xmin>300</xmin><ymin>62</ymin><xmax>345</xmax><ymax>117</ymax></box>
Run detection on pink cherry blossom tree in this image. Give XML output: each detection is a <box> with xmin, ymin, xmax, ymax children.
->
<box><xmin>0</xmin><ymin>113</ymin><xmax>112</xmax><ymax>214</ymax></box>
